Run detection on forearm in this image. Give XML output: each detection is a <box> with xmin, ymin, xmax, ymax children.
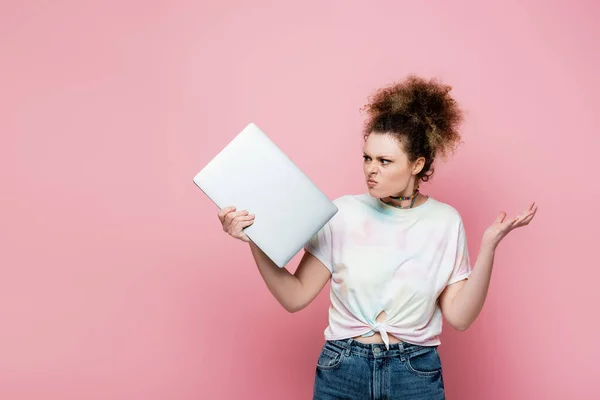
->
<box><xmin>249</xmin><ymin>241</ymin><xmax>303</xmax><ymax>312</ymax></box>
<box><xmin>450</xmin><ymin>243</ymin><xmax>496</xmax><ymax>330</ymax></box>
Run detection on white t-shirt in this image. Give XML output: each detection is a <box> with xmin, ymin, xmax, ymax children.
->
<box><xmin>304</xmin><ymin>192</ymin><xmax>472</xmax><ymax>349</ymax></box>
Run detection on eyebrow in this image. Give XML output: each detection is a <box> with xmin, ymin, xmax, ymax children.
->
<box><xmin>363</xmin><ymin>152</ymin><xmax>394</xmax><ymax>159</ymax></box>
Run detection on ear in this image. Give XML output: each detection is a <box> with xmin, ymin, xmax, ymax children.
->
<box><xmin>412</xmin><ymin>157</ymin><xmax>426</xmax><ymax>175</ymax></box>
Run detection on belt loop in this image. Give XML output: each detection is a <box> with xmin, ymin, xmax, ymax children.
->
<box><xmin>344</xmin><ymin>339</ymin><xmax>352</xmax><ymax>356</ymax></box>
<box><xmin>399</xmin><ymin>341</ymin><xmax>405</xmax><ymax>353</ymax></box>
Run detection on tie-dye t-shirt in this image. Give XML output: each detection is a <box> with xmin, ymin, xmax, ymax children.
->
<box><xmin>303</xmin><ymin>192</ymin><xmax>472</xmax><ymax>349</ymax></box>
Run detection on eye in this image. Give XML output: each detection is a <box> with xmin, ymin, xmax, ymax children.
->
<box><xmin>363</xmin><ymin>155</ymin><xmax>371</xmax><ymax>161</ymax></box>
<box><xmin>381</xmin><ymin>159</ymin><xmax>391</xmax><ymax>164</ymax></box>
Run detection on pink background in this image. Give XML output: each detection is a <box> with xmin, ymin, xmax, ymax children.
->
<box><xmin>2</xmin><ymin>1</ymin><xmax>599</xmax><ymax>399</ymax></box>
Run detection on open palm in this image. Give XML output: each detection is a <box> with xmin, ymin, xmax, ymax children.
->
<box><xmin>483</xmin><ymin>202</ymin><xmax>538</xmax><ymax>248</ymax></box>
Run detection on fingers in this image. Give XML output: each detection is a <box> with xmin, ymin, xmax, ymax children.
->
<box><xmin>231</xmin><ymin>216</ymin><xmax>255</xmax><ymax>232</ymax></box>
<box><xmin>218</xmin><ymin>205</ymin><xmax>255</xmax><ymax>239</ymax></box>
<box><xmin>230</xmin><ymin>218</ymin><xmax>255</xmax><ymax>241</ymax></box>
<box><xmin>231</xmin><ymin>217</ymin><xmax>254</xmax><ymax>233</ymax></box>
<box><xmin>223</xmin><ymin>209</ymin><xmax>249</xmax><ymax>228</ymax></box>
<box><xmin>495</xmin><ymin>202</ymin><xmax>538</xmax><ymax>232</ymax></box>
<box><xmin>511</xmin><ymin>214</ymin><xmax>526</xmax><ymax>227</ymax></box>
<box><xmin>512</xmin><ymin>205</ymin><xmax>538</xmax><ymax>228</ymax></box>
<box><xmin>218</xmin><ymin>206</ymin><xmax>236</xmax><ymax>223</ymax></box>
<box><xmin>522</xmin><ymin>202</ymin><xmax>537</xmax><ymax>215</ymax></box>
<box><xmin>218</xmin><ymin>206</ymin><xmax>256</xmax><ymax>241</ymax></box>
<box><xmin>520</xmin><ymin>208</ymin><xmax>537</xmax><ymax>225</ymax></box>
<box><xmin>521</xmin><ymin>213</ymin><xmax>535</xmax><ymax>225</ymax></box>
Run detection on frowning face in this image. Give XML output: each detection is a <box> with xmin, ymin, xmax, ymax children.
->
<box><xmin>363</xmin><ymin>133</ymin><xmax>424</xmax><ymax>198</ymax></box>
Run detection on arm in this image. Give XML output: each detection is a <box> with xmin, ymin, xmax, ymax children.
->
<box><xmin>217</xmin><ymin>206</ymin><xmax>331</xmax><ymax>313</ymax></box>
<box><xmin>439</xmin><ymin>202</ymin><xmax>538</xmax><ymax>331</ymax></box>
<box><xmin>438</xmin><ymin>243</ymin><xmax>495</xmax><ymax>331</ymax></box>
<box><xmin>249</xmin><ymin>242</ymin><xmax>331</xmax><ymax>313</ymax></box>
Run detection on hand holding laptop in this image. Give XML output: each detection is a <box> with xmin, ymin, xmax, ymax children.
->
<box><xmin>218</xmin><ymin>206</ymin><xmax>255</xmax><ymax>243</ymax></box>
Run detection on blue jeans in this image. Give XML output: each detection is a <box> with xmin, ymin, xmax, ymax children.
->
<box><xmin>313</xmin><ymin>339</ymin><xmax>445</xmax><ymax>399</ymax></box>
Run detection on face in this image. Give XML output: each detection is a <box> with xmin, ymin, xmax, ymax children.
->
<box><xmin>363</xmin><ymin>133</ymin><xmax>425</xmax><ymax>198</ymax></box>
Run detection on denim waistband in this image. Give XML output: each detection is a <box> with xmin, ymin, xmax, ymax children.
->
<box><xmin>326</xmin><ymin>338</ymin><xmax>436</xmax><ymax>358</ymax></box>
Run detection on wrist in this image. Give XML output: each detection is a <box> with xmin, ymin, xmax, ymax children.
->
<box><xmin>480</xmin><ymin>241</ymin><xmax>497</xmax><ymax>253</ymax></box>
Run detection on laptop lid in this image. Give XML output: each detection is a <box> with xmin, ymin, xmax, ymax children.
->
<box><xmin>193</xmin><ymin>122</ymin><xmax>338</xmax><ymax>268</ymax></box>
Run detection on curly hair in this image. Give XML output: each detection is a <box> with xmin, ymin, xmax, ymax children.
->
<box><xmin>361</xmin><ymin>75</ymin><xmax>464</xmax><ymax>184</ymax></box>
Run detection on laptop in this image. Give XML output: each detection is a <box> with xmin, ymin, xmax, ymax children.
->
<box><xmin>193</xmin><ymin>122</ymin><xmax>339</xmax><ymax>268</ymax></box>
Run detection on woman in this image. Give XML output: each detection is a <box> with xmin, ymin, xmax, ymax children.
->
<box><xmin>217</xmin><ymin>75</ymin><xmax>537</xmax><ymax>399</ymax></box>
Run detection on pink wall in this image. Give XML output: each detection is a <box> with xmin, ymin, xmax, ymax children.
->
<box><xmin>2</xmin><ymin>1</ymin><xmax>599</xmax><ymax>399</ymax></box>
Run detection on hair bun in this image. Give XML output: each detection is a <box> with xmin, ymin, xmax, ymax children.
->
<box><xmin>362</xmin><ymin>75</ymin><xmax>464</xmax><ymax>158</ymax></box>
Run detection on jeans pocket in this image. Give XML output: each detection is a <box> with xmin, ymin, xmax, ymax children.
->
<box><xmin>316</xmin><ymin>345</ymin><xmax>343</xmax><ymax>370</ymax></box>
<box><xmin>405</xmin><ymin>347</ymin><xmax>442</xmax><ymax>376</ymax></box>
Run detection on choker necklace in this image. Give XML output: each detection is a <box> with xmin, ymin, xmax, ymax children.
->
<box><xmin>383</xmin><ymin>189</ymin><xmax>420</xmax><ymax>209</ymax></box>
<box><xmin>389</xmin><ymin>189</ymin><xmax>419</xmax><ymax>201</ymax></box>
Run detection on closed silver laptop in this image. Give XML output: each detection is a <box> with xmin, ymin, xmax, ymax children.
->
<box><xmin>193</xmin><ymin>122</ymin><xmax>338</xmax><ymax>268</ymax></box>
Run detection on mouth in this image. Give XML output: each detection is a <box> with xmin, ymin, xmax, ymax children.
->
<box><xmin>367</xmin><ymin>180</ymin><xmax>378</xmax><ymax>186</ymax></box>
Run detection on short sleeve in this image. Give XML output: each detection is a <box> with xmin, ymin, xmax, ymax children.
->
<box><xmin>446</xmin><ymin>218</ymin><xmax>473</xmax><ymax>286</ymax></box>
<box><xmin>304</xmin><ymin>220</ymin><xmax>334</xmax><ymax>274</ymax></box>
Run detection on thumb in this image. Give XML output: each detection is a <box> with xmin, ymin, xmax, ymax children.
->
<box><xmin>495</xmin><ymin>212</ymin><xmax>507</xmax><ymax>223</ymax></box>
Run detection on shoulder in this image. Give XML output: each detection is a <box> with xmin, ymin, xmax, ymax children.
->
<box><xmin>323</xmin><ymin>193</ymin><xmax>369</xmax><ymax>227</ymax></box>
<box><xmin>332</xmin><ymin>193</ymin><xmax>359</xmax><ymax>205</ymax></box>
<box><xmin>331</xmin><ymin>193</ymin><xmax>371</xmax><ymax>213</ymax></box>
<box><xmin>426</xmin><ymin>197</ymin><xmax>465</xmax><ymax>226</ymax></box>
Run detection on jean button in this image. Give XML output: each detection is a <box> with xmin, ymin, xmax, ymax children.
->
<box><xmin>373</xmin><ymin>347</ymin><xmax>381</xmax><ymax>354</ymax></box>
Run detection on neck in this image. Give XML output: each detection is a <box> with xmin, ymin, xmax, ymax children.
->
<box><xmin>384</xmin><ymin>182</ymin><xmax>420</xmax><ymax>208</ymax></box>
